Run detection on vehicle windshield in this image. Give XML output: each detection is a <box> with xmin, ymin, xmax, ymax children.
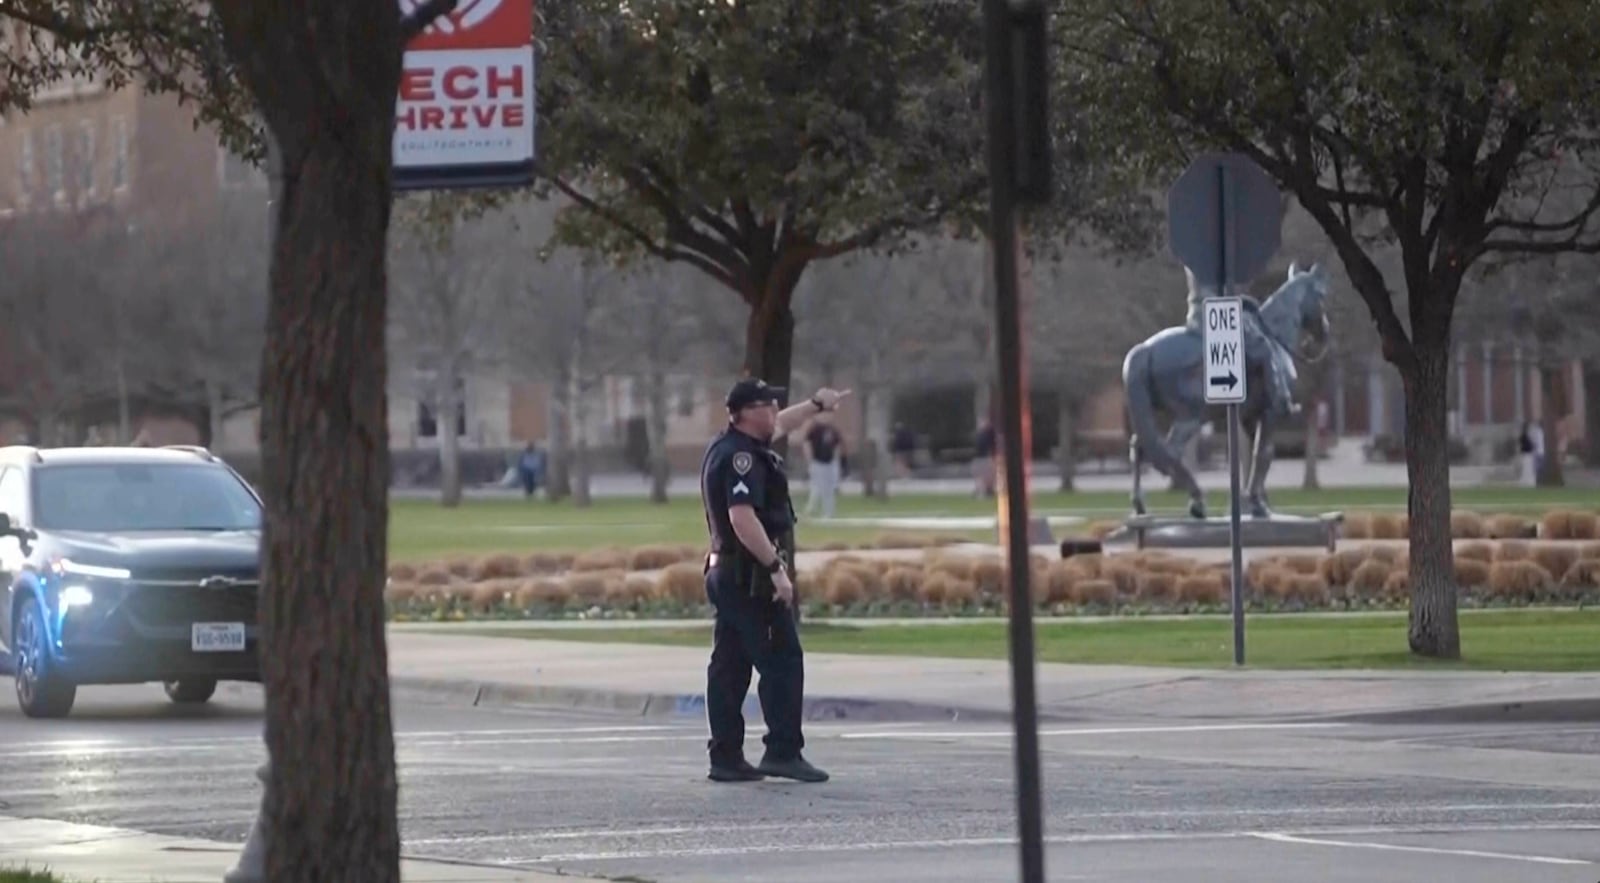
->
<box><xmin>32</xmin><ymin>463</ymin><xmax>262</xmax><ymax>532</ymax></box>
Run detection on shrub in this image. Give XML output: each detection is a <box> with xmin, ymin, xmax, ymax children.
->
<box><xmin>1071</xmin><ymin>579</ymin><xmax>1117</xmax><ymax>607</ymax></box>
<box><xmin>628</xmin><ymin>544</ymin><xmax>696</xmax><ymax>571</ymax></box>
<box><xmin>1568</xmin><ymin>513</ymin><xmax>1599</xmax><ymax>540</ymax></box>
<box><xmin>415</xmin><ymin>566</ymin><xmax>453</xmax><ymax>586</ymax></box>
<box><xmin>1453</xmin><ymin>558</ymin><xmax>1490</xmax><ymax>588</ymax></box>
<box><xmin>1381</xmin><ymin>570</ymin><xmax>1409</xmax><ymax>601</ymax></box>
<box><xmin>1319</xmin><ymin>549</ymin><xmax>1366</xmax><ymax>587</ymax></box>
<box><xmin>1531</xmin><ymin>544</ymin><xmax>1579</xmax><ymax>582</ymax></box>
<box><xmin>1494</xmin><ymin>540</ymin><xmax>1532</xmax><ymax>562</ymax></box>
<box><xmin>1487</xmin><ymin>560</ymin><xmax>1551</xmax><ymax>601</ymax></box>
<box><xmin>1456</xmin><ymin>541</ymin><xmax>1494</xmax><ymax>563</ymax></box>
<box><xmin>1370</xmin><ymin>513</ymin><xmax>1406</xmax><ymax>539</ymax></box>
<box><xmin>1560</xmin><ymin>559</ymin><xmax>1600</xmax><ymax>590</ymax></box>
<box><xmin>1177</xmin><ymin>572</ymin><xmax>1225</xmax><ymax>606</ymax></box>
<box><xmin>1135</xmin><ymin>571</ymin><xmax>1178</xmax><ymax>604</ymax></box>
<box><xmin>1450</xmin><ymin>511</ymin><xmax>1485</xmax><ymax>539</ymax></box>
<box><xmin>388</xmin><ymin>562</ymin><xmax>418</xmax><ymax>581</ymax></box>
<box><xmin>884</xmin><ymin>566</ymin><xmax>924</xmax><ymax>603</ymax></box>
<box><xmin>658</xmin><ymin>563</ymin><xmax>706</xmax><ymax>605</ymax></box>
<box><xmin>1581</xmin><ymin>542</ymin><xmax>1600</xmax><ymax>561</ymax></box>
<box><xmin>1342</xmin><ymin>513</ymin><xmax>1371</xmax><ymax>539</ymax></box>
<box><xmin>571</xmin><ymin>547</ymin><xmax>631</xmax><ymax>572</ymax></box>
<box><xmin>1349</xmin><ymin>559</ymin><xmax>1391</xmax><ymax>594</ymax></box>
<box><xmin>824</xmin><ymin>569</ymin><xmax>864</xmax><ymax>607</ymax></box>
<box><xmin>473</xmin><ymin>554</ymin><xmax>523</xmax><ymax>581</ymax></box>
<box><xmin>1487</xmin><ymin>515</ymin><xmax>1535</xmax><ymax>539</ymax></box>
<box><xmin>524</xmin><ymin>551</ymin><xmax>571</xmax><ymax>575</ymax></box>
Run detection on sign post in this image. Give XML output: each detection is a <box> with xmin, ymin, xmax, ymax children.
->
<box><xmin>1203</xmin><ymin>296</ymin><xmax>1247</xmax><ymax>664</ymax></box>
<box><xmin>1166</xmin><ymin>153</ymin><xmax>1283</xmax><ymax>667</ymax></box>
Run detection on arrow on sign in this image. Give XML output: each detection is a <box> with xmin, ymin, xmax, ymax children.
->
<box><xmin>1209</xmin><ymin>371</ymin><xmax>1238</xmax><ymax>391</ymax></box>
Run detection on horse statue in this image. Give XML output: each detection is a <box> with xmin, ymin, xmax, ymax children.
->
<box><xmin>1121</xmin><ymin>261</ymin><xmax>1332</xmax><ymax>521</ymax></box>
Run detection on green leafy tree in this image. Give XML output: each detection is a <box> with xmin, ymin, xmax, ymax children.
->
<box><xmin>1060</xmin><ymin>0</ymin><xmax>1600</xmax><ymax>659</ymax></box>
<box><xmin>534</xmin><ymin>0</ymin><xmax>1155</xmax><ymax>399</ymax></box>
<box><xmin>534</xmin><ymin>0</ymin><xmax>989</xmax><ymax>393</ymax></box>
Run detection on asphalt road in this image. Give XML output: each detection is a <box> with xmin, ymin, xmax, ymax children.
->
<box><xmin>0</xmin><ymin>682</ymin><xmax>1596</xmax><ymax>883</ymax></box>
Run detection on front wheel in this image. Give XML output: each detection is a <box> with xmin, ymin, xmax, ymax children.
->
<box><xmin>14</xmin><ymin>596</ymin><xmax>76</xmax><ymax>718</ymax></box>
<box><xmin>164</xmin><ymin>678</ymin><xmax>217</xmax><ymax>704</ymax></box>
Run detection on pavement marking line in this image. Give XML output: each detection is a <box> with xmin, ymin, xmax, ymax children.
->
<box><xmin>0</xmin><ymin>726</ymin><xmax>698</xmax><ymax>758</ymax></box>
<box><xmin>837</xmin><ymin>723</ymin><xmax>1348</xmax><ymax>739</ymax></box>
<box><xmin>402</xmin><ymin>812</ymin><xmax>1600</xmax><ymax>849</ymax></box>
<box><xmin>508</xmin><ymin>823</ymin><xmax>1600</xmax><ymax>863</ymax></box>
<box><xmin>1251</xmin><ymin>832</ymin><xmax>1594</xmax><ymax>865</ymax></box>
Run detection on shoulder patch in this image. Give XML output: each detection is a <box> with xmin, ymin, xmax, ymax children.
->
<box><xmin>732</xmin><ymin>451</ymin><xmax>753</xmax><ymax>475</ymax></box>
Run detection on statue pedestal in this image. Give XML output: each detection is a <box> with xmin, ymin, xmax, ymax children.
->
<box><xmin>1104</xmin><ymin>511</ymin><xmax>1343</xmax><ymax>553</ymax></box>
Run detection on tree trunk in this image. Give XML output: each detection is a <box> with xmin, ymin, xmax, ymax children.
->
<box><xmin>570</xmin><ymin>373</ymin><xmax>592</xmax><ymax>508</ymax></box>
<box><xmin>436</xmin><ymin>371</ymin><xmax>463</xmax><ymax>507</ymax></box>
<box><xmin>1582</xmin><ymin>359</ymin><xmax>1600</xmax><ymax>468</ymax></box>
<box><xmin>1402</xmin><ymin>345</ymin><xmax>1459</xmax><ymax>659</ymax></box>
<box><xmin>646</xmin><ymin>368</ymin><xmax>670</xmax><ymax>504</ymax></box>
<box><xmin>1055</xmin><ymin>389</ymin><xmax>1076</xmax><ymax>492</ymax></box>
<box><xmin>744</xmin><ymin>300</ymin><xmax>796</xmax><ymax>394</ymax></box>
<box><xmin>545</xmin><ymin>370</ymin><xmax>572</xmax><ymax>501</ymax></box>
<box><xmin>256</xmin><ymin>116</ymin><xmax>401</xmax><ymax>883</ymax></box>
<box><xmin>205</xmin><ymin>377</ymin><xmax>226</xmax><ymax>449</ymax></box>
<box><xmin>1538</xmin><ymin>359</ymin><xmax>1566</xmax><ymax>487</ymax></box>
<box><xmin>1301</xmin><ymin>395</ymin><xmax>1321</xmax><ymax>490</ymax></box>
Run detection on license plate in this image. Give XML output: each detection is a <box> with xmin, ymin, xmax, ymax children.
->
<box><xmin>192</xmin><ymin>622</ymin><xmax>246</xmax><ymax>652</ymax></box>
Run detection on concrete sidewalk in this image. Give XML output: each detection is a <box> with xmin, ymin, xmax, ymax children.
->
<box><xmin>0</xmin><ymin>815</ymin><xmax>576</xmax><ymax>882</ymax></box>
<box><xmin>384</xmin><ymin>628</ymin><xmax>1600</xmax><ymax>727</ymax></box>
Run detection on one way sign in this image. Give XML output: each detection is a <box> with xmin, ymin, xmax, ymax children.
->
<box><xmin>1203</xmin><ymin>297</ymin><xmax>1246</xmax><ymax>404</ymax></box>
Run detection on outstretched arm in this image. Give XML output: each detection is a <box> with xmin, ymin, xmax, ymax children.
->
<box><xmin>775</xmin><ymin>388</ymin><xmax>851</xmax><ymax>438</ymax></box>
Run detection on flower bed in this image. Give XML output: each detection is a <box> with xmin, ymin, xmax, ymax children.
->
<box><xmin>385</xmin><ymin>538</ymin><xmax>1600</xmax><ymax>622</ymax></box>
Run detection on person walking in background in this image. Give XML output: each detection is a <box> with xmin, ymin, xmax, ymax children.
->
<box><xmin>517</xmin><ymin>442</ymin><xmax>546</xmax><ymax>498</ymax></box>
<box><xmin>972</xmin><ymin>419</ymin><xmax>996</xmax><ymax>497</ymax></box>
<box><xmin>1518</xmin><ymin>420</ymin><xmax>1544</xmax><ymax>486</ymax></box>
<box><xmin>803</xmin><ymin>410</ymin><xmax>846</xmax><ymax>518</ymax></box>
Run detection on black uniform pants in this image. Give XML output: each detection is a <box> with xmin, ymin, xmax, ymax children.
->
<box><xmin>704</xmin><ymin>562</ymin><xmax>805</xmax><ymax>764</ymax></box>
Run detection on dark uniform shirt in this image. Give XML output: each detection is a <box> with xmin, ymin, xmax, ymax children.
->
<box><xmin>700</xmin><ymin>427</ymin><xmax>795</xmax><ymax>557</ymax></box>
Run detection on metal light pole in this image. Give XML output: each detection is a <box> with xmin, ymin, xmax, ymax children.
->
<box><xmin>224</xmin><ymin>128</ymin><xmax>281</xmax><ymax>883</ymax></box>
<box><xmin>982</xmin><ymin>1</ymin><xmax>1051</xmax><ymax>881</ymax></box>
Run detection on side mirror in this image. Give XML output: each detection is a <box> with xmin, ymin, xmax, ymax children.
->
<box><xmin>0</xmin><ymin>512</ymin><xmax>11</xmax><ymax>535</ymax></box>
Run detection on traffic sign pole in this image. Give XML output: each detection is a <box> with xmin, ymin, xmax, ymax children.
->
<box><xmin>1176</xmin><ymin>152</ymin><xmax>1279</xmax><ymax>669</ymax></box>
<box><xmin>1218</xmin><ymin>162</ymin><xmax>1245</xmax><ymax>667</ymax></box>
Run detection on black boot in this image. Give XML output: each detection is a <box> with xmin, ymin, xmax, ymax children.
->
<box><xmin>758</xmin><ymin>752</ymin><xmax>829</xmax><ymax>783</ymax></box>
<box><xmin>708</xmin><ymin>757</ymin><xmax>765</xmax><ymax>783</ymax></box>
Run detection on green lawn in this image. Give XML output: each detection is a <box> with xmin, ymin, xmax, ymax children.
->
<box><xmin>455</xmin><ymin>609</ymin><xmax>1600</xmax><ymax>671</ymax></box>
<box><xmin>387</xmin><ymin>486</ymin><xmax>1598</xmax><ymax>560</ymax></box>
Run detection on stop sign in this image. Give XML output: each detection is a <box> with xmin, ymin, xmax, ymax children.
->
<box><xmin>1166</xmin><ymin>153</ymin><xmax>1283</xmax><ymax>289</ymax></box>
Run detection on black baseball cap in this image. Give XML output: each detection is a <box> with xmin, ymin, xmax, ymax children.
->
<box><xmin>726</xmin><ymin>377</ymin><xmax>786</xmax><ymax>411</ymax></box>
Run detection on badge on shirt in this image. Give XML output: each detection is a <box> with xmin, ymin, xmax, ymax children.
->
<box><xmin>733</xmin><ymin>452</ymin><xmax>753</xmax><ymax>475</ymax></box>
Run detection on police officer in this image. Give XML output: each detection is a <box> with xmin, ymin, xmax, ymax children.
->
<box><xmin>699</xmin><ymin>377</ymin><xmax>848</xmax><ymax>784</ymax></box>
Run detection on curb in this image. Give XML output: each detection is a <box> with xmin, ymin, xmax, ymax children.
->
<box><xmin>389</xmin><ymin>675</ymin><xmax>1021</xmax><ymax>725</ymax></box>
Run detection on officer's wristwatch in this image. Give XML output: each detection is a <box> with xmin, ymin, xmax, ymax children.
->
<box><xmin>810</xmin><ymin>395</ymin><xmax>827</xmax><ymax>411</ymax></box>
<box><xmin>764</xmin><ymin>557</ymin><xmax>784</xmax><ymax>574</ymax></box>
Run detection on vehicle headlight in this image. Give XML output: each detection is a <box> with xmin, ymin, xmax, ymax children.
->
<box><xmin>59</xmin><ymin>585</ymin><xmax>94</xmax><ymax>608</ymax></box>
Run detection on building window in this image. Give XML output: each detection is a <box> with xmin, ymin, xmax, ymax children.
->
<box><xmin>110</xmin><ymin>115</ymin><xmax>128</xmax><ymax>192</ymax></box>
<box><xmin>43</xmin><ymin>125</ymin><xmax>63</xmax><ymax>201</ymax></box>
<box><xmin>75</xmin><ymin>119</ymin><xmax>95</xmax><ymax>199</ymax></box>
<box><xmin>416</xmin><ymin>372</ymin><xmax>468</xmax><ymax>439</ymax></box>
